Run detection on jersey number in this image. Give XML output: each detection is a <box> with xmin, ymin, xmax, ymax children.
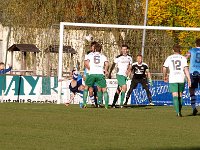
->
<box><xmin>94</xmin><ymin>56</ymin><xmax>100</xmax><ymax>64</ymax></box>
<box><xmin>172</xmin><ymin>60</ymin><xmax>181</xmax><ymax>70</ymax></box>
<box><xmin>195</xmin><ymin>53</ymin><xmax>200</xmax><ymax>63</ymax></box>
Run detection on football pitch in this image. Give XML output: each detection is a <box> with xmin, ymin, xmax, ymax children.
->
<box><xmin>0</xmin><ymin>103</ymin><xmax>200</xmax><ymax>150</ymax></box>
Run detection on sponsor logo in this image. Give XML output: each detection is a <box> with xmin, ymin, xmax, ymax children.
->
<box><xmin>0</xmin><ymin>76</ymin><xmax>58</xmax><ymax>96</ymax></box>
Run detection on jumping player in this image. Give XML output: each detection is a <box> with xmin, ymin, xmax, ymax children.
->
<box><xmin>84</xmin><ymin>41</ymin><xmax>98</xmax><ymax>107</ymax></box>
<box><xmin>83</xmin><ymin>43</ymin><xmax>109</xmax><ymax>108</ymax></box>
<box><xmin>65</xmin><ymin>68</ymin><xmax>84</xmax><ymax>107</ymax></box>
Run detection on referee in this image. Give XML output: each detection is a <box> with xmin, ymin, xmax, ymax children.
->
<box><xmin>124</xmin><ymin>54</ymin><xmax>154</xmax><ymax>106</ymax></box>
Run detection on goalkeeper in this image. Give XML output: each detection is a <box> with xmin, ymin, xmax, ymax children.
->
<box><xmin>124</xmin><ymin>54</ymin><xmax>154</xmax><ymax>105</ymax></box>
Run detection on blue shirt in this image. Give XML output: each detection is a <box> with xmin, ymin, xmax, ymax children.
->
<box><xmin>83</xmin><ymin>68</ymin><xmax>87</xmax><ymax>77</ymax></box>
<box><xmin>72</xmin><ymin>72</ymin><xmax>82</xmax><ymax>81</ymax></box>
<box><xmin>189</xmin><ymin>47</ymin><xmax>200</xmax><ymax>73</ymax></box>
<box><xmin>77</xmin><ymin>74</ymin><xmax>82</xmax><ymax>81</ymax></box>
<box><xmin>0</xmin><ymin>67</ymin><xmax>12</xmax><ymax>74</ymax></box>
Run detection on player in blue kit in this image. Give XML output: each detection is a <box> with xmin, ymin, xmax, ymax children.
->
<box><xmin>0</xmin><ymin>62</ymin><xmax>12</xmax><ymax>74</ymax></box>
<box><xmin>185</xmin><ymin>39</ymin><xmax>200</xmax><ymax>115</ymax></box>
<box><xmin>65</xmin><ymin>68</ymin><xmax>84</xmax><ymax>107</ymax></box>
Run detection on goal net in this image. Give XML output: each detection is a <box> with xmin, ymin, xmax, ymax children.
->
<box><xmin>57</xmin><ymin>22</ymin><xmax>200</xmax><ymax>106</ymax></box>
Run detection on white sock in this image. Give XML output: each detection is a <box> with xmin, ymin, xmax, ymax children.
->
<box><xmin>90</xmin><ymin>96</ymin><xmax>95</xmax><ymax>104</ymax></box>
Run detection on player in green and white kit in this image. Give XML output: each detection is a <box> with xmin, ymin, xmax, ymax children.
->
<box><xmin>163</xmin><ymin>45</ymin><xmax>191</xmax><ymax>117</ymax></box>
<box><xmin>84</xmin><ymin>41</ymin><xmax>98</xmax><ymax>107</ymax></box>
<box><xmin>83</xmin><ymin>43</ymin><xmax>109</xmax><ymax>108</ymax></box>
<box><xmin>109</xmin><ymin>45</ymin><xmax>132</xmax><ymax>108</ymax></box>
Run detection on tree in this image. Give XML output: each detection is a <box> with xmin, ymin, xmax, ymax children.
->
<box><xmin>148</xmin><ymin>0</ymin><xmax>200</xmax><ymax>54</ymax></box>
<box><xmin>2</xmin><ymin>0</ymin><xmax>198</xmax><ymax>73</ymax></box>
<box><xmin>0</xmin><ymin>0</ymin><xmax>146</xmax><ymax>73</ymax></box>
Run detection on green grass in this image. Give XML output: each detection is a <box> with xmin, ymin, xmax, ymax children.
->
<box><xmin>0</xmin><ymin>103</ymin><xmax>200</xmax><ymax>150</ymax></box>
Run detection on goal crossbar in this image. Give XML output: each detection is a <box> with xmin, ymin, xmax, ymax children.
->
<box><xmin>60</xmin><ymin>22</ymin><xmax>200</xmax><ymax>31</ymax></box>
<box><xmin>57</xmin><ymin>22</ymin><xmax>200</xmax><ymax>104</ymax></box>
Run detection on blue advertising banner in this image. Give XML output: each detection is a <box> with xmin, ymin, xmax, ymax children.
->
<box><xmin>131</xmin><ymin>80</ymin><xmax>200</xmax><ymax>106</ymax></box>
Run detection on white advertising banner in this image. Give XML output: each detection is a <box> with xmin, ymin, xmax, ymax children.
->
<box><xmin>0</xmin><ymin>75</ymin><xmax>130</xmax><ymax>104</ymax></box>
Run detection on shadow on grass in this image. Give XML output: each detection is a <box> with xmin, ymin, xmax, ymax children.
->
<box><xmin>87</xmin><ymin>105</ymin><xmax>153</xmax><ymax>109</ymax></box>
<box><xmin>185</xmin><ymin>113</ymin><xmax>200</xmax><ymax>117</ymax></box>
<box><xmin>148</xmin><ymin>147</ymin><xmax>200</xmax><ymax>150</ymax></box>
<box><xmin>122</xmin><ymin>105</ymin><xmax>148</xmax><ymax>108</ymax></box>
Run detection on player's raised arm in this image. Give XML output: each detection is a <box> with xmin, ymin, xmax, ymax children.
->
<box><xmin>0</xmin><ymin>62</ymin><xmax>12</xmax><ymax>74</ymax></box>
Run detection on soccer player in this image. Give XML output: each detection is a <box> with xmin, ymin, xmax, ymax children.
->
<box><xmin>163</xmin><ymin>44</ymin><xmax>191</xmax><ymax>117</ymax></box>
<box><xmin>185</xmin><ymin>39</ymin><xmax>200</xmax><ymax>115</ymax></box>
<box><xmin>0</xmin><ymin>62</ymin><xmax>12</xmax><ymax>74</ymax></box>
<box><xmin>65</xmin><ymin>68</ymin><xmax>84</xmax><ymax>107</ymax></box>
<box><xmin>108</xmin><ymin>44</ymin><xmax>132</xmax><ymax>108</ymax></box>
<box><xmin>84</xmin><ymin>41</ymin><xmax>98</xmax><ymax>107</ymax></box>
<box><xmin>83</xmin><ymin>43</ymin><xmax>109</xmax><ymax>109</ymax></box>
<box><xmin>124</xmin><ymin>54</ymin><xmax>154</xmax><ymax>106</ymax></box>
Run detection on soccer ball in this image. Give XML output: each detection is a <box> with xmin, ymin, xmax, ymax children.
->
<box><xmin>85</xmin><ymin>34</ymin><xmax>93</xmax><ymax>42</ymax></box>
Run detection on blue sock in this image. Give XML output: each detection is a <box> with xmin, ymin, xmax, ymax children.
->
<box><xmin>191</xmin><ymin>95</ymin><xmax>196</xmax><ymax>110</ymax></box>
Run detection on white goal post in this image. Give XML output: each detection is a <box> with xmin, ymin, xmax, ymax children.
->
<box><xmin>57</xmin><ymin>22</ymin><xmax>200</xmax><ymax>104</ymax></box>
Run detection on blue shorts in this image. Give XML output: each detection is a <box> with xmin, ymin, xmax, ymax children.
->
<box><xmin>190</xmin><ymin>72</ymin><xmax>200</xmax><ymax>89</ymax></box>
<box><xmin>69</xmin><ymin>79</ymin><xmax>82</xmax><ymax>94</ymax></box>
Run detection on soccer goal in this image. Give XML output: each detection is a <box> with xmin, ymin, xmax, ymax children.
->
<box><xmin>57</xmin><ymin>22</ymin><xmax>200</xmax><ymax>105</ymax></box>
